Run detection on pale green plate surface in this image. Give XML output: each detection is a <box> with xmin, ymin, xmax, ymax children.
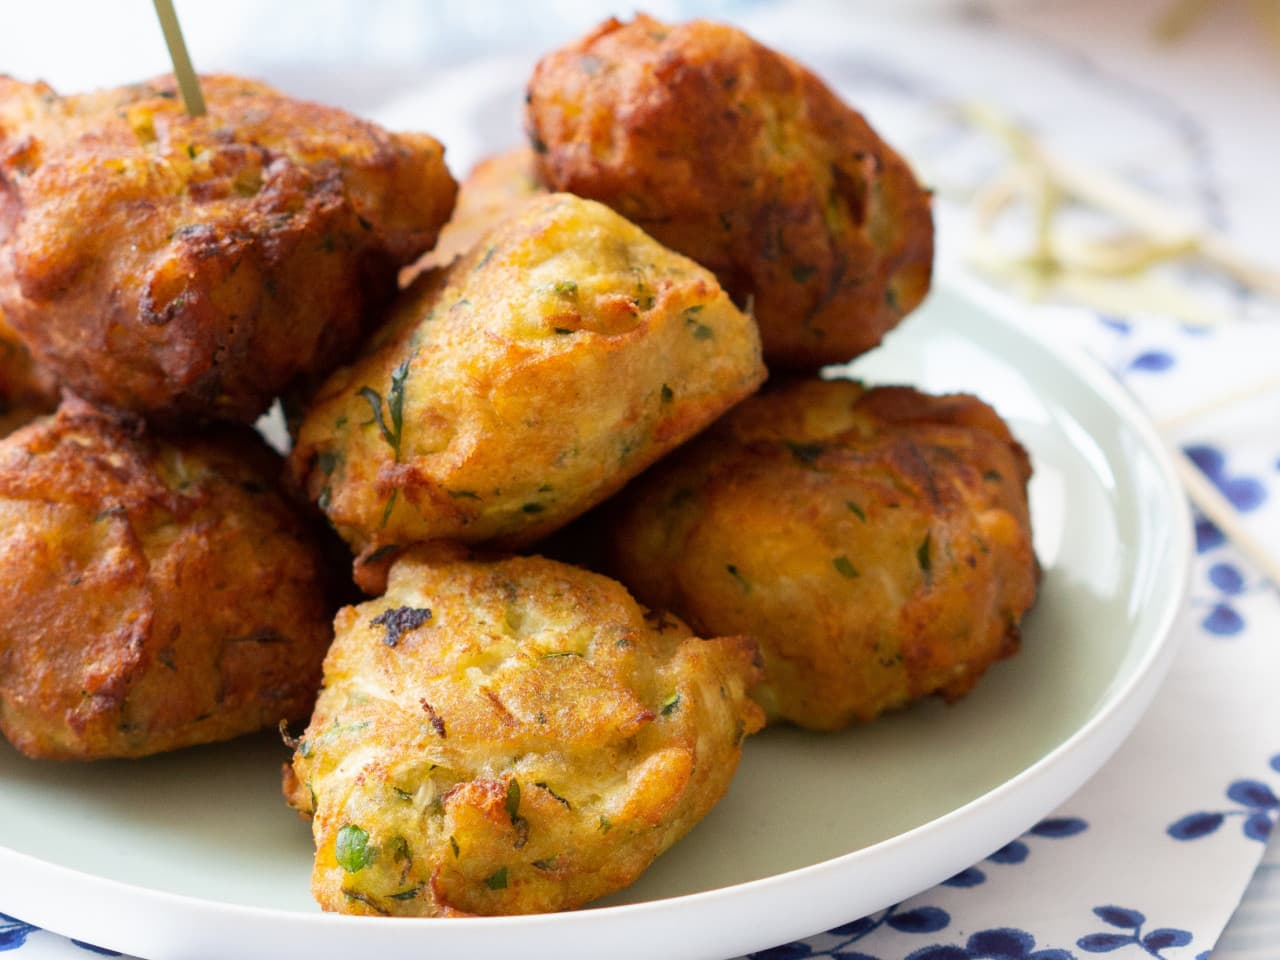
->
<box><xmin>0</xmin><ymin>275</ymin><xmax>1190</xmax><ymax>960</ymax></box>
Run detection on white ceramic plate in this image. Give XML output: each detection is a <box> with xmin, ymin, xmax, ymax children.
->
<box><xmin>0</xmin><ymin>272</ymin><xmax>1190</xmax><ymax>960</ymax></box>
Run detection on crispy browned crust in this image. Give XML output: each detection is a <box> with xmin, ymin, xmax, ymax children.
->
<box><xmin>0</xmin><ymin>74</ymin><xmax>457</xmax><ymax>424</ymax></box>
<box><xmin>405</xmin><ymin>147</ymin><xmax>547</xmax><ymax>280</ymax></box>
<box><xmin>0</xmin><ymin>402</ymin><xmax>341</xmax><ymax>759</ymax></box>
<box><xmin>526</xmin><ymin>15</ymin><xmax>934</xmax><ymax>370</ymax></box>
<box><xmin>289</xmin><ymin>192</ymin><xmax>765</xmax><ymax>567</ymax></box>
<box><xmin>0</xmin><ymin>305</ymin><xmax>57</xmax><ymax>436</ymax></box>
<box><xmin>606</xmin><ymin>378</ymin><xmax>1038</xmax><ymax>731</ymax></box>
<box><xmin>285</xmin><ymin>548</ymin><xmax>763</xmax><ymax>916</ymax></box>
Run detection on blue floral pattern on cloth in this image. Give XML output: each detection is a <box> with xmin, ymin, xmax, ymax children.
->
<box><xmin>1077</xmin><ymin>906</ymin><xmax>1199</xmax><ymax>959</ymax></box>
<box><xmin>0</xmin><ymin>916</ymin><xmax>36</xmax><ymax>953</ymax></box>
<box><xmin>1168</xmin><ymin>755</ymin><xmax>1280</xmax><ymax>844</ymax></box>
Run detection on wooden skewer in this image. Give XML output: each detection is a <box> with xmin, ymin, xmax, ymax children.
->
<box><xmin>152</xmin><ymin>0</ymin><xmax>205</xmax><ymax>117</ymax></box>
<box><xmin>1174</xmin><ymin>451</ymin><xmax>1280</xmax><ymax>587</ymax></box>
<box><xmin>1157</xmin><ymin>372</ymin><xmax>1280</xmax><ymax>432</ymax></box>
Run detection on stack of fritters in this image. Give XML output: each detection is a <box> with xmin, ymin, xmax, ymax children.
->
<box><xmin>0</xmin><ymin>10</ymin><xmax>1041</xmax><ymax>921</ymax></box>
<box><xmin>0</xmin><ymin>72</ymin><xmax>458</xmax><ymax>759</ymax></box>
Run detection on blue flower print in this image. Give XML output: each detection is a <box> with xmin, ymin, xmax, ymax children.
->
<box><xmin>1195</xmin><ymin>560</ymin><xmax>1250</xmax><ymax>636</ymax></box>
<box><xmin>73</xmin><ymin>939</ymin><xmax>123</xmax><ymax>956</ymax></box>
<box><xmin>0</xmin><ymin>914</ymin><xmax>37</xmax><ymax>952</ymax></box>
<box><xmin>749</xmin><ymin>904</ymin><xmax>951</xmax><ymax>960</ymax></box>
<box><xmin>1193</xmin><ymin>516</ymin><xmax>1224</xmax><ymax>553</ymax></box>
<box><xmin>1127</xmin><ymin>350</ymin><xmax>1175</xmax><ymax>373</ymax></box>
<box><xmin>1182</xmin><ymin>445</ymin><xmax>1267</xmax><ymax>512</ymax></box>
<box><xmin>1078</xmin><ymin>906</ymin><xmax>1196</xmax><ymax>958</ymax></box>
<box><xmin>906</xmin><ymin>927</ymin><xmax>1073</xmax><ymax>959</ymax></box>
<box><xmin>943</xmin><ymin>817</ymin><xmax>1089</xmax><ymax>888</ymax></box>
<box><xmin>1168</xmin><ymin>753</ymin><xmax>1280</xmax><ymax>843</ymax></box>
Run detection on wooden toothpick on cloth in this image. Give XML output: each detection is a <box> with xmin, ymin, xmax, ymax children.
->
<box><xmin>152</xmin><ymin>0</ymin><xmax>205</xmax><ymax>117</ymax></box>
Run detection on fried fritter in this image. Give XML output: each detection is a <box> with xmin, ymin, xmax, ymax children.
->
<box><xmin>283</xmin><ymin>547</ymin><xmax>763</xmax><ymax>917</ymax></box>
<box><xmin>289</xmin><ymin>192</ymin><xmax>765</xmax><ymax>584</ymax></box>
<box><xmin>526</xmin><ymin>15</ymin><xmax>934</xmax><ymax>370</ymax></box>
<box><xmin>408</xmin><ymin>147</ymin><xmax>546</xmax><ymax>277</ymax></box>
<box><xmin>605</xmin><ymin>379</ymin><xmax>1038</xmax><ymax>731</ymax></box>
<box><xmin>0</xmin><ymin>402</ymin><xmax>339</xmax><ymax>759</ymax></box>
<box><xmin>0</xmin><ymin>307</ymin><xmax>57</xmax><ymax>436</ymax></box>
<box><xmin>0</xmin><ymin>74</ymin><xmax>457</xmax><ymax>424</ymax></box>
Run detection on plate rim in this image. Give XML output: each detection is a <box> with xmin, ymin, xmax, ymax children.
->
<box><xmin>0</xmin><ymin>268</ymin><xmax>1193</xmax><ymax>960</ymax></box>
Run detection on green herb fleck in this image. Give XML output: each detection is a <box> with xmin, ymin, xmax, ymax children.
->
<box><xmin>387</xmin><ymin>835</ymin><xmax>411</xmax><ymax>863</ymax></box>
<box><xmin>791</xmin><ymin>264</ymin><xmax>817</xmax><ymax>283</ymax></box>
<box><xmin>449</xmin><ymin>835</ymin><xmax>460</xmax><ymax>858</ymax></box>
<box><xmin>475</xmin><ymin>245</ymin><xmax>496</xmax><ymax>270</ymax></box>
<box><xmin>833</xmin><ymin>556</ymin><xmax>859</xmax><ymax>578</ymax></box>
<box><xmin>685</xmin><ymin>310</ymin><xmax>714</xmax><ymax>340</ymax></box>
<box><xmin>448</xmin><ymin>489</ymin><xmax>481</xmax><ymax>500</ymax></box>
<box><xmin>335</xmin><ymin>824</ymin><xmax>374</xmax><ymax>874</ymax></box>
<box><xmin>389</xmin><ymin>886</ymin><xmax>422</xmax><ymax>901</ymax></box>
<box><xmin>845</xmin><ymin>501</ymin><xmax>866</xmax><ymax>521</ymax></box>
<box><xmin>554</xmin><ymin>280</ymin><xmax>578</xmax><ymax>296</ymax></box>
<box><xmin>532</xmin><ymin>857</ymin><xmax>558</xmax><ymax>871</ymax></box>
<box><xmin>317</xmin><ymin>450</ymin><xmax>341</xmax><ymax>476</ymax></box>
<box><xmin>541</xmin><ymin>650</ymin><xmax>583</xmax><ymax>659</ymax></box>
<box><xmin>787</xmin><ymin>442</ymin><xmax>825</xmax><ymax>468</ymax></box>
<box><xmin>726</xmin><ymin>564</ymin><xmax>750</xmax><ymax>593</ymax></box>
<box><xmin>660</xmin><ymin>693</ymin><xmax>682</xmax><ymax>716</ymax></box>
<box><xmin>365</xmin><ymin>544</ymin><xmax>400</xmax><ymax>564</ymax></box>
<box><xmin>885</xmin><ymin>286</ymin><xmax>900</xmax><ymax>311</ymax></box>
<box><xmin>392</xmin><ymin>787</ymin><xmax>413</xmax><ymax>802</ymax></box>
<box><xmin>380</xmin><ymin>489</ymin><xmax>399</xmax><ymax>528</ymax></box>
<box><xmin>983</xmin><ymin>470</ymin><xmax>1003</xmax><ymax>482</ymax></box>
<box><xmin>660</xmin><ymin>384</ymin><xmax>674</xmax><ymax>404</ymax></box>
<box><xmin>599</xmin><ymin>816</ymin><xmax>612</xmax><ymax>834</ymax></box>
<box><xmin>485</xmin><ymin>867</ymin><xmax>509</xmax><ymax>890</ymax></box>
<box><xmin>357</xmin><ymin>359</ymin><xmax>411</xmax><ymax>461</ymax></box>
<box><xmin>505</xmin><ymin>780</ymin><xmax>522</xmax><ymax>824</ymax></box>
<box><xmin>917</xmin><ymin>532</ymin><xmax>933</xmax><ymax>582</ymax></box>
<box><xmin>186</xmin><ymin>143</ymin><xmax>197</xmax><ymax>159</ymax></box>
<box><xmin>553</xmin><ymin>327</ymin><xmax>574</xmax><ymax>335</ymax></box>
<box><xmin>521</xmin><ymin>502</ymin><xmax>545</xmax><ymax>514</ymax></box>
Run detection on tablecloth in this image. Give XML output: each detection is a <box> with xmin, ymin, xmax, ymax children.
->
<box><xmin>1</xmin><ymin>2</ymin><xmax>1276</xmax><ymax>958</ymax></box>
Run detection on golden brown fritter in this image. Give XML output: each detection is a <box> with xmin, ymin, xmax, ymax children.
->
<box><xmin>605</xmin><ymin>378</ymin><xmax>1038</xmax><ymax>731</ymax></box>
<box><xmin>0</xmin><ymin>402</ymin><xmax>340</xmax><ymax>759</ymax></box>
<box><xmin>283</xmin><ymin>546</ymin><xmax>763</xmax><ymax>917</ymax></box>
<box><xmin>0</xmin><ymin>306</ymin><xmax>57</xmax><ymax>436</ymax></box>
<box><xmin>526</xmin><ymin>15</ymin><xmax>934</xmax><ymax>370</ymax></box>
<box><xmin>289</xmin><ymin>192</ymin><xmax>765</xmax><ymax>584</ymax></box>
<box><xmin>407</xmin><ymin>147</ymin><xmax>546</xmax><ymax>278</ymax></box>
<box><xmin>0</xmin><ymin>74</ymin><xmax>457</xmax><ymax>425</ymax></box>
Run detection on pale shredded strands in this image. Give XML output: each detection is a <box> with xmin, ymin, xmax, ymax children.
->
<box><xmin>955</xmin><ymin>99</ymin><xmax>1280</xmax><ymax>586</ymax></box>
<box><xmin>957</xmin><ymin>101</ymin><xmax>1280</xmax><ymax>327</ymax></box>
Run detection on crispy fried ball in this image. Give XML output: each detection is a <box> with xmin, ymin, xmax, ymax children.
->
<box><xmin>0</xmin><ymin>306</ymin><xmax>57</xmax><ymax>436</ymax></box>
<box><xmin>0</xmin><ymin>74</ymin><xmax>457</xmax><ymax>424</ymax></box>
<box><xmin>407</xmin><ymin>147</ymin><xmax>546</xmax><ymax>277</ymax></box>
<box><xmin>605</xmin><ymin>379</ymin><xmax>1038</xmax><ymax>731</ymax></box>
<box><xmin>526</xmin><ymin>15</ymin><xmax>934</xmax><ymax>370</ymax></box>
<box><xmin>0</xmin><ymin>402</ymin><xmax>340</xmax><ymax>759</ymax></box>
<box><xmin>290</xmin><ymin>192</ymin><xmax>765</xmax><ymax>582</ymax></box>
<box><xmin>283</xmin><ymin>546</ymin><xmax>763</xmax><ymax>917</ymax></box>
